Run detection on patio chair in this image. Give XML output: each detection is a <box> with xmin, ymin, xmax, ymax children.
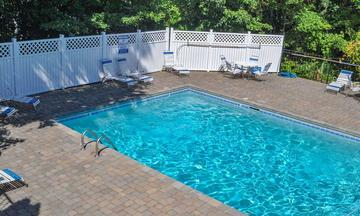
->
<box><xmin>326</xmin><ymin>69</ymin><xmax>353</xmax><ymax>92</ymax></box>
<box><xmin>163</xmin><ymin>51</ymin><xmax>190</xmax><ymax>75</ymax></box>
<box><xmin>101</xmin><ymin>59</ymin><xmax>138</xmax><ymax>86</ymax></box>
<box><xmin>219</xmin><ymin>55</ymin><xmax>244</xmax><ymax>76</ymax></box>
<box><xmin>0</xmin><ymin>105</ymin><xmax>17</xmax><ymax>119</ymax></box>
<box><xmin>1</xmin><ymin>95</ymin><xmax>40</xmax><ymax>110</ymax></box>
<box><xmin>12</xmin><ymin>97</ymin><xmax>40</xmax><ymax>110</ymax></box>
<box><xmin>117</xmin><ymin>58</ymin><xmax>154</xmax><ymax>84</ymax></box>
<box><xmin>249</xmin><ymin>63</ymin><xmax>272</xmax><ymax>77</ymax></box>
<box><xmin>0</xmin><ymin>169</ymin><xmax>27</xmax><ymax>193</ymax></box>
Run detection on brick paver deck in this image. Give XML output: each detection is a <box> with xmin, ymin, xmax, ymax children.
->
<box><xmin>1</xmin><ymin>72</ymin><xmax>359</xmax><ymax>215</ymax></box>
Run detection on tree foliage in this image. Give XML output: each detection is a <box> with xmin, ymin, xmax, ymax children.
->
<box><xmin>0</xmin><ymin>0</ymin><xmax>359</xmax><ymax>75</ymax></box>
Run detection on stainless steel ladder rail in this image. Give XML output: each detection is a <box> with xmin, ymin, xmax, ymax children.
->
<box><xmin>81</xmin><ymin>129</ymin><xmax>99</xmax><ymax>150</ymax></box>
<box><xmin>95</xmin><ymin>133</ymin><xmax>115</xmax><ymax>157</ymax></box>
<box><xmin>81</xmin><ymin>129</ymin><xmax>115</xmax><ymax>157</ymax></box>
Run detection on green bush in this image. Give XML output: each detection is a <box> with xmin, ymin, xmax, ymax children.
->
<box><xmin>280</xmin><ymin>56</ymin><xmax>358</xmax><ymax>83</ymax></box>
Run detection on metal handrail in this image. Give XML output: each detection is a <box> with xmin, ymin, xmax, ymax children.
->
<box><xmin>80</xmin><ymin>129</ymin><xmax>98</xmax><ymax>150</ymax></box>
<box><xmin>95</xmin><ymin>133</ymin><xmax>115</xmax><ymax>157</ymax></box>
<box><xmin>81</xmin><ymin>129</ymin><xmax>115</xmax><ymax>157</ymax></box>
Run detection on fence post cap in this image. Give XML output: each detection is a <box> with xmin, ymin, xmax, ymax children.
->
<box><xmin>59</xmin><ymin>34</ymin><xmax>64</xmax><ymax>38</ymax></box>
<box><xmin>11</xmin><ymin>38</ymin><xmax>17</xmax><ymax>42</ymax></box>
<box><xmin>101</xmin><ymin>32</ymin><xmax>106</xmax><ymax>35</ymax></box>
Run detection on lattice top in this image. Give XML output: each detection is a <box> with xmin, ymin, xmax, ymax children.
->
<box><xmin>19</xmin><ymin>39</ymin><xmax>59</xmax><ymax>56</ymax></box>
<box><xmin>174</xmin><ymin>31</ymin><xmax>208</xmax><ymax>42</ymax></box>
<box><xmin>66</xmin><ymin>36</ymin><xmax>101</xmax><ymax>50</ymax></box>
<box><xmin>213</xmin><ymin>33</ymin><xmax>246</xmax><ymax>44</ymax></box>
<box><xmin>251</xmin><ymin>35</ymin><xmax>283</xmax><ymax>45</ymax></box>
<box><xmin>142</xmin><ymin>31</ymin><xmax>166</xmax><ymax>43</ymax></box>
<box><xmin>107</xmin><ymin>34</ymin><xmax>136</xmax><ymax>46</ymax></box>
<box><xmin>0</xmin><ymin>43</ymin><xmax>11</xmax><ymax>58</ymax></box>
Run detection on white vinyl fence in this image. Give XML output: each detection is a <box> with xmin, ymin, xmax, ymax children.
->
<box><xmin>0</xmin><ymin>28</ymin><xmax>283</xmax><ymax>98</ymax></box>
<box><xmin>170</xmin><ymin>28</ymin><xmax>284</xmax><ymax>72</ymax></box>
<box><xmin>0</xmin><ymin>30</ymin><xmax>168</xmax><ymax>98</ymax></box>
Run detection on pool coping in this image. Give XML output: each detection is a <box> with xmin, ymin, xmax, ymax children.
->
<box><xmin>54</xmin><ymin>108</ymin><xmax>245</xmax><ymax>216</ymax></box>
<box><xmin>51</xmin><ymin>122</ymin><xmax>244</xmax><ymax>215</ymax></box>
<box><xmin>57</xmin><ymin>86</ymin><xmax>360</xmax><ymax>142</ymax></box>
<box><xmin>54</xmin><ymin>85</ymin><xmax>360</xmax><ymax>215</ymax></box>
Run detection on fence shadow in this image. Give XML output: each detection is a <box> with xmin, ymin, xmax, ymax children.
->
<box><xmin>0</xmin><ymin>81</ymin><xmax>148</xmax><ymax>154</ymax></box>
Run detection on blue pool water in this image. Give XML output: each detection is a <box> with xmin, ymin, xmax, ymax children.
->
<box><xmin>59</xmin><ymin>89</ymin><xmax>360</xmax><ymax>215</ymax></box>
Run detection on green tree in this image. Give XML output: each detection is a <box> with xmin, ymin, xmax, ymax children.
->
<box><xmin>0</xmin><ymin>0</ymin><xmax>19</xmax><ymax>41</ymax></box>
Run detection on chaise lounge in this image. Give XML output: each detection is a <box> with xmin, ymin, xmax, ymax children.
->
<box><xmin>0</xmin><ymin>168</ymin><xmax>27</xmax><ymax>193</ymax></box>
<box><xmin>219</xmin><ymin>55</ymin><xmax>244</xmax><ymax>77</ymax></box>
<box><xmin>0</xmin><ymin>105</ymin><xmax>17</xmax><ymax>119</ymax></box>
<box><xmin>163</xmin><ymin>51</ymin><xmax>190</xmax><ymax>75</ymax></box>
<box><xmin>326</xmin><ymin>69</ymin><xmax>353</xmax><ymax>92</ymax></box>
<box><xmin>101</xmin><ymin>59</ymin><xmax>138</xmax><ymax>86</ymax></box>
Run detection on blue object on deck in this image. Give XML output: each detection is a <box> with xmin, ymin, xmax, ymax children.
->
<box><xmin>3</xmin><ymin>169</ymin><xmax>22</xmax><ymax>181</ymax></box>
<box><xmin>278</xmin><ymin>71</ymin><xmax>297</xmax><ymax>78</ymax></box>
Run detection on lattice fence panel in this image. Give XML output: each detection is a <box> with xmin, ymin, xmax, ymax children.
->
<box><xmin>251</xmin><ymin>35</ymin><xmax>283</xmax><ymax>45</ymax></box>
<box><xmin>19</xmin><ymin>39</ymin><xmax>59</xmax><ymax>56</ymax></box>
<box><xmin>66</xmin><ymin>36</ymin><xmax>101</xmax><ymax>50</ymax></box>
<box><xmin>106</xmin><ymin>34</ymin><xmax>137</xmax><ymax>46</ymax></box>
<box><xmin>0</xmin><ymin>43</ymin><xmax>11</xmax><ymax>58</ymax></box>
<box><xmin>213</xmin><ymin>33</ymin><xmax>247</xmax><ymax>44</ymax></box>
<box><xmin>141</xmin><ymin>31</ymin><xmax>166</xmax><ymax>43</ymax></box>
<box><xmin>174</xmin><ymin>31</ymin><xmax>208</xmax><ymax>42</ymax></box>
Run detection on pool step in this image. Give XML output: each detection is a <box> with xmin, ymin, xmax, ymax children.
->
<box><xmin>80</xmin><ymin>129</ymin><xmax>114</xmax><ymax>157</ymax></box>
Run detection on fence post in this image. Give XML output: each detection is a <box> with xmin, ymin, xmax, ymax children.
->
<box><xmin>165</xmin><ymin>27</ymin><xmax>170</xmax><ymax>51</ymax></box>
<box><xmin>11</xmin><ymin>38</ymin><xmax>18</xmax><ymax>97</ymax></box>
<box><xmin>170</xmin><ymin>27</ymin><xmax>175</xmax><ymax>59</ymax></box>
<box><xmin>207</xmin><ymin>29</ymin><xmax>214</xmax><ymax>72</ymax></box>
<box><xmin>59</xmin><ymin>34</ymin><xmax>66</xmax><ymax>89</ymax></box>
<box><xmin>101</xmin><ymin>32</ymin><xmax>106</xmax><ymax>60</ymax></box>
<box><xmin>136</xmin><ymin>29</ymin><xmax>142</xmax><ymax>72</ymax></box>
<box><xmin>245</xmin><ymin>31</ymin><xmax>251</xmax><ymax>62</ymax></box>
<box><xmin>277</xmin><ymin>35</ymin><xmax>285</xmax><ymax>73</ymax></box>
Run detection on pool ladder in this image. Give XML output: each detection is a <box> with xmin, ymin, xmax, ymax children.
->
<box><xmin>80</xmin><ymin>129</ymin><xmax>114</xmax><ymax>157</ymax></box>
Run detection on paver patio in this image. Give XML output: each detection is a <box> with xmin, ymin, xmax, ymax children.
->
<box><xmin>0</xmin><ymin>71</ymin><xmax>359</xmax><ymax>216</ymax></box>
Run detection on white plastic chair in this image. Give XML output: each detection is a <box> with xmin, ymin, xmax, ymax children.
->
<box><xmin>326</xmin><ymin>70</ymin><xmax>353</xmax><ymax>92</ymax></box>
<box><xmin>250</xmin><ymin>63</ymin><xmax>272</xmax><ymax>77</ymax></box>
<box><xmin>101</xmin><ymin>59</ymin><xmax>137</xmax><ymax>86</ymax></box>
<box><xmin>163</xmin><ymin>51</ymin><xmax>190</xmax><ymax>75</ymax></box>
<box><xmin>0</xmin><ymin>105</ymin><xmax>17</xmax><ymax>119</ymax></box>
<box><xmin>219</xmin><ymin>55</ymin><xmax>244</xmax><ymax>76</ymax></box>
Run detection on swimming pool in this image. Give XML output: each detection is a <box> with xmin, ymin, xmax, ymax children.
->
<box><xmin>59</xmin><ymin>88</ymin><xmax>360</xmax><ymax>215</ymax></box>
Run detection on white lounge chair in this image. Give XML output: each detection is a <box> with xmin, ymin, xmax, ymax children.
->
<box><xmin>116</xmin><ymin>58</ymin><xmax>154</xmax><ymax>84</ymax></box>
<box><xmin>1</xmin><ymin>97</ymin><xmax>40</xmax><ymax>110</ymax></box>
<box><xmin>0</xmin><ymin>168</ymin><xmax>27</xmax><ymax>192</ymax></box>
<box><xmin>326</xmin><ymin>70</ymin><xmax>353</xmax><ymax>92</ymax></box>
<box><xmin>250</xmin><ymin>63</ymin><xmax>272</xmax><ymax>77</ymax></box>
<box><xmin>13</xmin><ymin>97</ymin><xmax>40</xmax><ymax>109</ymax></box>
<box><xmin>101</xmin><ymin>59</ymin><xmax>137</xmax><ymax>86</ymax></box>
<box><xmin>219</xmin><ymin>55</ymin><xmax>243</xmax><ymax>76</ymax></box>
<box><xmin>163</xmin><ymin>51</ymin><xmax>190</xmax><ymax>75</ymax></box>
<box><xmin>0</xmin><ymin>105</ymin><xmax>17</xmax><ymax>119</ymax></box>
